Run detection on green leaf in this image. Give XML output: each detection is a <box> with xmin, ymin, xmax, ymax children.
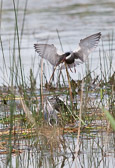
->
<box><xmin>103</xmin><ymin>108</ymin><xmax>115</xmax><ymax>131</ymax></box>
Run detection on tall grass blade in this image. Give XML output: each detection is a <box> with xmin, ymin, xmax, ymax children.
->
<box><xmin>103</xmin><ymin>108</ymin><xmax>115</xmax><ymax>131</ymax></box>
<box><xmin>12</xmin><ymin>0</ymin><xmax>24</xmax><ymax>85</ymax></box>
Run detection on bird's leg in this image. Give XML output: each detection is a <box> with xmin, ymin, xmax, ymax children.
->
<box><xmin>48</xmin><ymin>58</ymin><xmax>65</xmax><ymax>85</ymax></box>
<box><xmin>48</xmin><ymin>66</ymin><xmax>57</xmax><ymax>85</ymax></box>
<box><xmin>74</xmin><ymin>63</ymin><xmax>76</xmax><ymax>73</ymax></box>
<box><xmin>69</xmin><ymin>65</ymin><xmax>73</xmax><ymax>73</ymax></box>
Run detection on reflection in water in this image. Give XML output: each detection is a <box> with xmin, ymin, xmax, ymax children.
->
<box><xmin>0</xmin><ymin>131</ymin><xmax>114</xmax><ymax>168</ymax></box>
<box><xmin>0</xmin><ymin>0</ymin><xmax>115</xmax><ymax>168</ymax></box>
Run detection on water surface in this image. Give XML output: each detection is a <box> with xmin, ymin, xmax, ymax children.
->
<box><xmin>0</xmin><ymin>0</ymin><xmax>115</xmax><ymax>85</ymax></box>
<box><xmin>0</xmin><ymin>0</ymin><xmax>115</xmax><ymax>168</ymax></box>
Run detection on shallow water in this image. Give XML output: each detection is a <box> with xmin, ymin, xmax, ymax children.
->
<box><xmin>0</xmin><ymin>0</ymin><xmax>115</xmax><ymax>85</ymax></box>
<box><xmin>0</xmin><ymin>130</ymin><xmax>114</xmax><ymax>168</ymax></box>
<box><xmin>0</xmin><ymin>0</ymin><xmax>115</xmax><ymax>168</ymax></box>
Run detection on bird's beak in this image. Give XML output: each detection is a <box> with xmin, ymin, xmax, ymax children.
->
<box><xmin>56</xmin><ymin>57</ymin><xmax>65</xmax><ymax>66</ymax></box>
<box><xmin>60</xmin><ymin>58</ymin><xmax>65</xmax><ymax>63</ymax></box>
<box><xmin>61</xmin><ymin>56</ymin><xmax>66</xmax><ymax>63</ymax></box>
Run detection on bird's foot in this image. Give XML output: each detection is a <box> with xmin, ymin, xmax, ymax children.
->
<box><xmin>69</xmin><ymin>66</ymin><xmax>73</xmax><ymax>73</ymax></box>
<box><xmin>74</xmin><ymin>64</ymin><xmax>76</xmax><ymax>73</ymax></box>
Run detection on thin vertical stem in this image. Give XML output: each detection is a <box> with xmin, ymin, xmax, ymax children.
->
<box><xmin>41</xmin><ymin>59</ymin><xmax>44</xmax><ymax>110</ymax></box>
<box><xmin>12</xmin><ymin>0</ymin><xmax>24</xmax><ymax>85</ymax></box>
<box><xmin>56</xmin><ymin>29</ymin><xmax>73</xmax><ymax>105</ymax></box>
<box><xmin>20</xmin><ymin>0</ymin><xmax>28</xmax><ymax>45</ymax></box>
<box><xmin>65</xmin><ymin>63</ymin><xmax>73</xmax><ymax>107</ymax></box>
<box><xmin>56</xmin><ymin>29</ymin><xmax>63</xmax><ymax>52</ymax></box>
<box><xmin>75</xmin><ymin>79</ymin><xmax>83</xmax><ymax>165</ymax></box>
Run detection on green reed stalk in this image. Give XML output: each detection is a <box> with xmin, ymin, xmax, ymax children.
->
<box><xmin>12</xmin><ymin>0</ymin><xmax>24</xmax><ymax>86</ymax></box>
<box><xmin>20</xmin><ymin>0</ymin><xmax>28</xmax><ymax>45</ymax></box>
<box><xmin>11</xmin><ymin>0</ymin><xmax>19</xmax><ymax>86</ymax></box>
<box><xmin>6</xmin><ymin>98</ymin><xmax>15</xmax><ymax>168</ymax></box>
<box><xmin>108</xmin><ymin>31</ymin><xmax>114</xmax><ymax>78</ymax></box>
<box><xmin>103</xmin><ymin>107</ymin><xmax>115</xmax><ymax>131</ymax></box>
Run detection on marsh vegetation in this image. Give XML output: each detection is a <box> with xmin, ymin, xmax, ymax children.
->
<box><xmin>0</xmin><ymin>0</ymin><xmax>115</xmax><ymax>167</ymax></box>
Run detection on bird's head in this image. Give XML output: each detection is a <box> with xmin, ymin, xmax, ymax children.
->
<box><xmin>64</xmin><ymin>51</ymin><xmax>73</xmax><ymax>60</ymax></box>
<box><xmin>61</xmin><ymin>52</ymin><xmax>71</xmax><ymax>62</ymax></box>
<box><xmin>65</xmin><ymin>52</ymin><xmax>71</xmax><ymax>57</ymax></box>
<box><xmin>56</xmin><ymin>51</ymin><xmax>72</xmax><ymax>66</ymax></box>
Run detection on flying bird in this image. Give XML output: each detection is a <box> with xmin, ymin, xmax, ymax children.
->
<box><xmin>34</xmin><ymin>32</ymin><xmax>101</xmax><ymax>71</ymax></box>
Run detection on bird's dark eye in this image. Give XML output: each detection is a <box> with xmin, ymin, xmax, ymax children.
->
<box><xmin>65</xmin><ymin>52</ymin><xmax>71</xmax><ymax>56</ymax></box>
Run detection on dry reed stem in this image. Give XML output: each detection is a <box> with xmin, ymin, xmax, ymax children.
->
<box><xmin>75</xmin><ymin>79</ymin><xmax>83</xmax><ymax>166</ymax></box>
<box><xmin>48</xmin><ymin>66</ymin><xmax>57</xmax><ymax>84</ymax></box>
<box><xmin>41</xmin><ymin>58</ymin><xmax>44</xmax><ymax>109</ymax></box>
<box><xmin>64</xmin><ymin>62</ymin><xmax>73</xmax><ymax>107</ymax></box>
<box><xmin>20</xmin><ymin>98</ymin><xmax>36</xmax><ymax>126</ymax></box>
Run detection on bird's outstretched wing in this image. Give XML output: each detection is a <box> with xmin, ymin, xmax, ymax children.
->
<box><xmin>34</xmin><ymin>44</ymin><xmax>61</xmax><ymax>66</ymax></box>
<box><xmin>74</xmin><ymin>32</ymin><xmax>101</xmax><ymax>62</ymax></box>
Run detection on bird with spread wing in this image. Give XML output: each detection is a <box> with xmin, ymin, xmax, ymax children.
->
<box><xmin>34</xmin><ymin>32</ymin><xmax>101</xmax><ymax>80</ymax></box>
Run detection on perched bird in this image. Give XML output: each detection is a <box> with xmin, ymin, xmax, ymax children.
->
<box><xmin>34</xmin><ymin>32</ymin><xmax>101</xmax><ymax>70</ymax></box>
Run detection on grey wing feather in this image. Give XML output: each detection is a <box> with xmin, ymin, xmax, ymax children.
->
<box><xmin>34</xmin><ymin>44</ymin><xmax>60</xmax><ymax>66</ymax></box>
<box><xmin>74</xmin><ymin>32</ymin><xmax>101</xmax><ymax>62</ymax></box>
